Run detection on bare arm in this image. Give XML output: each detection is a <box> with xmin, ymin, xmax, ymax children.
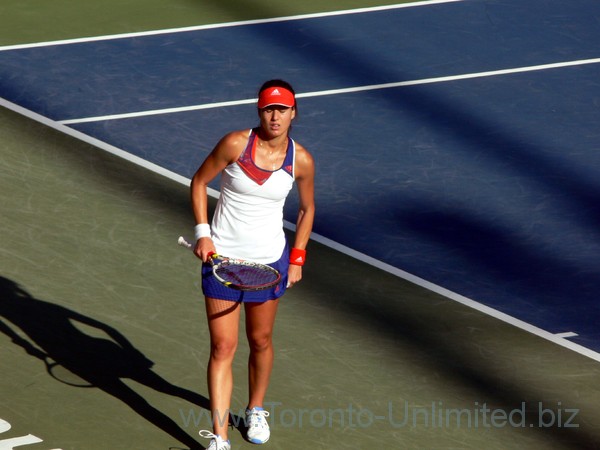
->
<box><xmin>288</xmin><ymin>144</ymin><xmax>316</xmax><ymax>286</ymax></box>
<box><xmin>190</xmin><ymin>130</ymin><xmax>248</xmax><ymax>261</ymax></box>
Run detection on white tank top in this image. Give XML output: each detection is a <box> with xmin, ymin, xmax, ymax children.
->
<box><xmin>210</xmin><ymin>129</ymin><xmax>295</xmax><ymax>263</ymax></box>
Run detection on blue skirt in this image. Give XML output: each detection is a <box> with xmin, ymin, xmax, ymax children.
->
<box><xmin>201</xmin><ymin>243</ymin><xmax>289</xmax><ymax>302</ymax></box>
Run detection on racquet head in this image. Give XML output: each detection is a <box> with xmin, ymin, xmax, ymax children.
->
<box><xmin>208</xmin><ymin>253</ymin><xmax>281</xmax><ymax>291</ymax></box>
<box><xmin>176</xmin><ymin>237</ymin><xmax>281</xmax><ymax>291</ymax></box>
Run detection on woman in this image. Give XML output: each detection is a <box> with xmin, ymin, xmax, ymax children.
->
<box><xmin>190</xmin><ymin>80</ymin><xmax>315</xmax><ymax>450</ymax></box>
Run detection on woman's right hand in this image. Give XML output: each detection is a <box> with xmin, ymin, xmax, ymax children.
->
<box><xmin>193</xmin><ymin>237</ymin><xmax>216</xmax><ymax>262</ymax></box>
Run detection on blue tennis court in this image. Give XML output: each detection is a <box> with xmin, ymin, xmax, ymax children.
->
<box><xmin>1</xmin><ymin>0</ymin><xmax>599</xmax><ymax>358</ymax></box>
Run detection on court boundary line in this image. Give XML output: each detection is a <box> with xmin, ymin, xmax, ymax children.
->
<box><xmin>2</xmin><ymin>94</ymin><xmax>599</xmax><ymax>364</ymax></box>
<box><xmin>0</xmin><ymin>0</ymin><xmax>464</xmax><ymax>51</ymax></box>
<box><xmin>58</xmin><ymin>57</ymin><xmax>600</xmax><ymax>125</ymax></box>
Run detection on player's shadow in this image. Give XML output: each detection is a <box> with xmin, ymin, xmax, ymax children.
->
<box><xmin>0</xmin><ymin>276</ymin><xmax>236</xmax><ymax>450</ymax></box>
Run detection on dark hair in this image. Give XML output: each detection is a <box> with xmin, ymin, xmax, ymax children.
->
<box><xmin>258</xmin><ymin>79</ymin><xmax>298</xmax><ymax>114</ymax></box>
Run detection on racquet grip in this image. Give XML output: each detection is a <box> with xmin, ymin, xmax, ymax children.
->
<box><xmin>178</xmin><ymin>237</ymin><xmax>217</xmax><ymax>262</ymax></box>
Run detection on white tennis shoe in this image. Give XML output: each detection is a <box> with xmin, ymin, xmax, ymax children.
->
<box><xmin>246</xmin><ymin>407</ymin><xmax>270</xmax><ymax>444</ymax></box>
<box><xmin>199</xmin><ymin>430</ymin><xmax>231</xmax><ymax>450</ymax></box>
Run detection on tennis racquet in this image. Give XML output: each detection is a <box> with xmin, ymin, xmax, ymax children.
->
<box><xmin>178</xmin><ymin>236</ymin><xmax>281</xmax><ymax>291</ymax></box>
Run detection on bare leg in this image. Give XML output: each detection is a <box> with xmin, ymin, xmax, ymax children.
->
<box><xmin>205</xmin><ymin>298</ymin><xmax>242</xmax><ymax>440</ymax></box>
<box><xmin>245</xmin><ymin>299</ymin><xmax>279</xmax><ymax>409</ymax></box>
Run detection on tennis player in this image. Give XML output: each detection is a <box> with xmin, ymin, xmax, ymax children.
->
<box><xmin>190</xmin><ymin>80</ymin><xmax>315</xmax><ymax>450</ymax></box>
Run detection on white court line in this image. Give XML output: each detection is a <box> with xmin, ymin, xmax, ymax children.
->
<box><xmin>58</xmin><ymin>57</ymin><xmax>600</xmax><ymax>125</ymax></box>
<box><xmin>2</xmin><ymin>92</ymin><xmax>600</xmax><ymax>364</ymax></box>
<box><xmin>0</xmin><ymin>0</ymin><xmax>465</xmax><ymax>52</ymax></box>
<box><xmin>555</xmin><ymin>332</ymin><xmax>579</xmax><ymax>339</ymax></box>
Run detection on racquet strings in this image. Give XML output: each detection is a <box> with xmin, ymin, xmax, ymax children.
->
<box><xmin>215</xmin><ymin>261</ymin><xmax>279</xmax><ymax>287</ymax></box>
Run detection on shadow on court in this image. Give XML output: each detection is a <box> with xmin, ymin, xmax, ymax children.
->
<box><xmin>394</xmin><ymin>201</ymin><xmax>600</xmax><ymax>336</ymax></box>
<box><xmin>270</xmin><ymin>12</ymin><xmax>600</xmax><ymax>349</ymax></box>
<box><xmin>302</xmin><ymin>250</ymin><xmax>600</xmax><ymax>450</ymax></box>
<box><xmin>0</xmin><ymin>276</ymin><xmax>212</xmax><ymax>450</ymax></box>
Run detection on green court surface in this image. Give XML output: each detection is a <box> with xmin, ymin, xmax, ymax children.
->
<box><xmin>0</xmin><ymin>0</ymin><xmax>413</xmax><ymax>46</ymax></box>
<box><xmin>2</xmin><ymin>2</ymin><xmax>600</xmax><ymax>449</ymax></box>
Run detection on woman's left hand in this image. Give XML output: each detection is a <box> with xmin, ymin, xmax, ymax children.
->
<box><xmin>286</xmin><ymin>264</ymin><xmax>303</xmax><ymax>288</ymax></box>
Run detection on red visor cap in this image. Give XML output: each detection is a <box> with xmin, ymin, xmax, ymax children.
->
<box><xmin>258</xmin><ymin>87</ymin><xmax>295</xmax><ymax>108</ymax></box>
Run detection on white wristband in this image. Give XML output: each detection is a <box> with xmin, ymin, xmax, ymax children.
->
<box><xmin>194</xmin><ymin>223</ymin><xmax>211</xmax><ymax>240</ymax></box>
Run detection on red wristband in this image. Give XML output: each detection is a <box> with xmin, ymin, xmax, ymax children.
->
<box><xmin>289</xmin><ymin>248</ymin><xmax>306</xmax><ymax>266</ymax></box>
